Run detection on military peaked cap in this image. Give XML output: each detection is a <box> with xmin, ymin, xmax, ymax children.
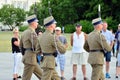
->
<box><xmin>44</xmin><ymin>16</ymin><xmax>57</xmax><ymax>27</ymax></box>
<box><xmin>92</xmin><ymin>17</ymin><xmax>102</xmax><ymax>26</ymax></box>
<box><xmin>26</xmin><ymin>14</ymin><xmax>38</xmax><ymax>23</ymax></box>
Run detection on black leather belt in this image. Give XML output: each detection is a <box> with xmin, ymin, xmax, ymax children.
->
<box><xmin>89</xmin><ymin>50</ymin><xmax>104</xmax><ymax>52</ymax></box>
<box><xmin>25</xmin><ymin>48</ymin><xmax>34</xmax><ymax>51</ymax></box>
<box><xmin>43</xmin><ymin>53</ymin><xmax>53</xmax><ymax>56</ymax></box>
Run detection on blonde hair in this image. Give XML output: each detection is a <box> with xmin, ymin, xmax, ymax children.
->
<box><xmin>13</xmin><ymin>28</ymin><xmax>19</xmax><ymax>33</ymax></box>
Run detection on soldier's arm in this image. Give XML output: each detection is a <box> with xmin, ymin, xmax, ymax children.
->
<box><xmin>57</xmin><ymin>41</ymin><xmax>66</xmax><ymax>53</ymax></box>
<box><xmin>70</xmin><ymin>34</ymin><xmax>73</xmax><ymax>46</ymax></box>
<box><xmin>19</xmin><ymin>34</ymin><xmax>26</xmax><ymax>55</ymax></box>
<box><xmin>84</xmin><ymin>40</ymin><xmax>90</xmax><ymax>52</ymax></box>
<box><xmin>100</xmin><ymin>34</ymin><xmax>112</xmax><ymax>51</ymax></box>
<box><xmin>110</xmin><ymin>40</ymin><xmax>114</xmax><ymax>48</ymax></box>
<box><xmin>84</xmin><ymin>32</ymin><xmax>88</xmax><ymax>41</ymax></box>
<box><xmin>64</xmin><ymin>36</ymin><xmax>68</xmax><ymax>48</ymax></box>
<box><xmin>20</xmin><ymin>35</ymin><xmax>23</xmax><ymax>48</ymax></box>
<box><xmin>52</xmin><ymin>35</ymin><xmax>66</xmax><ymax>53</ymax></box>
<box><xmin>35</xmin><ymin>38</ymin><xmax>42</xmax><ymax>54</ymax></box>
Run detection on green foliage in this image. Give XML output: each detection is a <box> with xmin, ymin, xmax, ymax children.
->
<box><xmin>0</xmin><ymin>5</ymin><xmax>14</xmax><ymax>30</ymax></box>
<box><xmin>64</xmin><ymin>24</ymin><xmax>75</xmax><ymax>33</ymax></box>
<box><xmin>29</xmin><ymin>2</ymin><xmax>48</xmax><ymax>25</ymax></box>
<box><xmin>14</xmin><ymin>8</ymin><xmax>26</xmax><ymax>26</ymax></box>
<box><xmin>104</xmin><ymin>17</ymin><xmax>118</xmax><ymax>32</ymax></box>
<box><xmin>19</xmin><ymin>26</ymin><xmax>28</xmax><ymax>32</ymax></box>
<box><xmin>0</xmin><ymin>4</ymin><xmax>26</xmax><ymax>30</ymax></box>
<box><xmin>53</xmin><ymin>0</ymin><xmax>78</xmax><ymax>25</ymax></box>
<box><xmin>64</xmin><ymin>20</ymin><xmax>93</xmax><ymax>34</ymax></box>
<box><xmin>28</xmin><ymin>0</ymin><xmax>120</xmax><ymax>33</ymax></box>
<box><xmin>80</xmin><ymin>20</ymin><xmax>93</xmax><ymax>34</ymax></box>
<box><xmin>29</xmin><ymin>0</ymin><xmax>78</xmax><ymax>26</ymax></box>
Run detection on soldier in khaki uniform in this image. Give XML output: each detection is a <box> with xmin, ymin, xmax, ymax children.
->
<box><xmin>20</xmin><ymin>15</ymin><xmax>42</xmax><ymax>80</ymax></box>
<box><xmin>84</xmin><ymin>18</ymin><xmax>112</xmax><ymax>80</ymax></box>
<box><xmin>36</xmin><ymin>16</ymin><xmax>66</xmax><ymax>80</ymax></box>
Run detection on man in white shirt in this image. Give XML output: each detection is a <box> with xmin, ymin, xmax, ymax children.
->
<box><xmin>70</xmin><ymin>24</ymin><xmax>89</xmax><ymax>80</ymax></box>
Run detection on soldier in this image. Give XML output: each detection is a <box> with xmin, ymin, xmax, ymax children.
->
<box><xmin>36</xmin><ymin>16</ymin><xmax>66</xmax><ymax>80</ymax></box>
<box><xmin>20</xmin><ymin>14</ymin><xmax>42</xmax><ymax>80</ymax></box>
<box><xmin>84</xmin><ymin>18</ymin><xmax>112</xmax><ymax>80</ymax></box>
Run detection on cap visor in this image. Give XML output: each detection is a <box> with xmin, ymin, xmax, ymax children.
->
<box><xmin>35</xmin><ymin>19</ymin><xmax>39</xmax><ymax>22</ymax></box>
<box><xmin>53</xmin><ymin>20</ymin><xmax>57</xmax><ymax>24</ymax></box>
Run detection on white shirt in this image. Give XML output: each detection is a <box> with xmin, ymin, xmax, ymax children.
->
<box><xmin>72</xmin><ymin>32</ymin><xmax>86</xmax><ymax>53</ymax></box>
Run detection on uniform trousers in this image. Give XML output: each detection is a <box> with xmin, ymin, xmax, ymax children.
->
<box><xmin>91</xmin><ymin>64</ymin><xmax>105</xmax><ymax>80</ymax></box>
<box><xmin>41</xmin><ymin>68</ymin><xmax>60</xmax><ymax>80</ymax></box>
<box><xmin>22</xmin><ymin>63</ymin><xmax>42</xmax><ymax>80</ymax></box>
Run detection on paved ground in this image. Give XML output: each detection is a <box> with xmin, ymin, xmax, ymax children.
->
<box><xmin>0</xmin><ymin>51</ymin><xmax>119</xmax><ymax>80</ymax></box>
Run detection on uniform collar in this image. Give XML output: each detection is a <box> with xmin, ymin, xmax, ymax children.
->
<box><xmin>45</xmin><ymin>29</ymin><xmax>53</xmax><ymax>34</ymax></box>
<box><xmin>94</xmin><ymin>29</ymin><xmax>101</xmax><ymax>33</ymax></box>
<box><xmin>29</xmin><ymin>27</ymin><xmax>35</xmax><ymax>32</ymax></box>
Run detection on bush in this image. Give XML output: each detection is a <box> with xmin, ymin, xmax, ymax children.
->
<box><xmin>63</xmin><ymin>20</ymin><xmax>93</xmax><ymax>33</ymax></box>
<box><xmin>63</xmin><ymin>18</ymin><xmax>118</xmax><ymax>33</ymax></box>
<box><xmin>80</xmin><ymin>20</ymin><xmax>93</xmax><ymax>34</ymax></box>
<box><xmin>19</xmin><ymin>25</ymin><xmax>28</xmax><ymax>32</ymax></box>
<box><xmin>104</xmin><ymin>17</ymin><xmax>118</xmax><ymax>32</ymax></box>
<box><xmin>64</xmin><ymin>24</ymin><xmax>75</xmax><ymax>33</ymax></box>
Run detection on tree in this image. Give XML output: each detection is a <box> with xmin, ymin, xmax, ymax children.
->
<box><xmin>14</xmin><ymin>8</ymin><xmax>26</xmax><ymax>27</ymax></box>
<box><xmin>28</xmin><ymin>2</ymin><xmax>48</xmax><ymax>25</ymax></box>
<box><xmin>0</xmin><ymin>4</ymin><xmax>26</xmax><ymax>30</ymax></box>
<box><xmin>29</xmin><ymin>0</ymin><xmax>78</xmax><ymax>26</ymax></box>
<box><xmin>28</xmin><ymin>0</ymin><xmax>120</xmax><ymax>33</ymax></box>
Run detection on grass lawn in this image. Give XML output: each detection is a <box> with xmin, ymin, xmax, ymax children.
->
<box><xmin>0</xmin><ymin>31</ymin><xmax>72</xmax><ymax>52</ymax></box>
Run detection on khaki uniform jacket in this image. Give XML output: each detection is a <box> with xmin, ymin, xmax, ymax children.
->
<box><xmin>20</xmin><ymin>27</ymin><xmax>38</xmax><ymax>65</ymax></box>
<box><xmin>36</xmin><ymin>30</ymin><xmax>66</xmax><ymax>69</ymax></box>
<box><xmin>84</xmin><ymin>30</ymin><xmax>111</xmax><ymax>64</ymax></box>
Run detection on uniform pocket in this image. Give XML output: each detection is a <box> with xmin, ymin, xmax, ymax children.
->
<box><xmin>23</xmin><ymin>51</ymin><xmax>37</xmax><ymax>65</ymax></box>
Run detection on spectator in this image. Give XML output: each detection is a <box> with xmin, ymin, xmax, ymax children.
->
<box><xmin>70</xmin><ymin>23</ymin><xmax>89</xmax><ymax>80</ymax></box>
<box><xmin>11</xmin><ymin>28</ymin><xmax>22</xmax><ymax>80</ymax></box>
<box><xmin>102</xmin><ymin>21</ymin><xmax>114</xmax><ymax>79</ymax></box>
<box><xmin>110</xmin><ymin>29</ymin><xmax>115</xmax><ymax>56</ymax></box>
<box><xmin>55</xmin><ymin>27</ymin><xmax>68</xmax><ymax>80</ymax></box>
<box><xmin>115</xmin><ymin>24</ymin><xmax>120</xmax><ymax>78</ymax></box>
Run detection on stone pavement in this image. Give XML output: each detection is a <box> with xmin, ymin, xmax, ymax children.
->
<box><xmin>0</xmin><ymin>51</ymin><xmax>119</xmax><ymax>80</ymax></box>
